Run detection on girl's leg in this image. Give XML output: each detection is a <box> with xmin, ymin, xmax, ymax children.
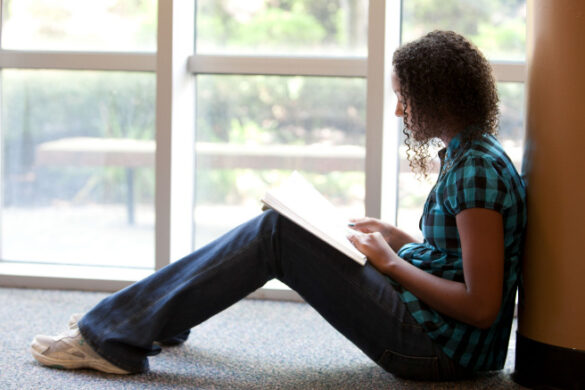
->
<box><xmin>273</xmin><ymin>212</ymin><xmax>470</xmax><ymax>380</ymax></box>
<box><xmin>78</xmin><ymin>210</ymin><xmax>284</xmax><ymax>372</ymax></box>
<box><xmin>75</xmin><ymin>210</ymin><xmax>466</xmax><ymax>379</ymax></box>
<box><xmin>156</xmin><ymin>329</ymin><xmax>190</xmax><ymax>346</ymax></box>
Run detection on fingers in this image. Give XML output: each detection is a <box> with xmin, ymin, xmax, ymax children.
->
<box><xmin>346</xmin><ymin>231</ymin><xmax>365</xmax><ymax>248</ymax></box>
<box><xmin>348</xmin><ymin>217</ymin><xmax>376</xmax><ymax>233</ymax></box>
<box><xmin>349</xmin><ymin>217</ymin><xmax>371</xmax><ymax>224</ymax></box>
<box><xmin>347</xmin><ymin>230</ymin><xmax>380</xmax><ymax>245</ymax></box>
<box><xmin>348</xmin><ymin>231</ymin><xmax>361</xmax><ymax>240</ymax></box>
<box><xmin>347</xmin><ymin>231</ymin><xmax>390</xmax><ymax>261</ymax></box>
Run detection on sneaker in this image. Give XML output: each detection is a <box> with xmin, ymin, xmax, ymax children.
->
<box><xmin>31</xmin><ymin>327</ymin><xmax>130</xmax><ymax>374</ymax></box>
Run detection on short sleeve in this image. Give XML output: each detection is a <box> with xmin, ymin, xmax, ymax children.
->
<box><xmin>442</xmin><ymin>156</ymin><xmax>510</xmax><ymax>215</ymax></box>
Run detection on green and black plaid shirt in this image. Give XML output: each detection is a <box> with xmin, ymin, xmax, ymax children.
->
<box><xmin>396</xmin><ymin>133</ymin><xmax>527</xmax><ymax>371</ymax></box>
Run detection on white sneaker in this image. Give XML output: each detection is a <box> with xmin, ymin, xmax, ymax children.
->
<box><xmin>31</xmin><ymin>326</ymin><xmax>130</xmax><ymax>374</ymax></box>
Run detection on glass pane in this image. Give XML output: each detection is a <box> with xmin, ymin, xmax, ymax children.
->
<box><xmin>2</xmin><ymin>0</ymin><xmax>157</xmax><ymax>51</ymax></box>
<box><xmin>1</xmin><ymin>70</ymin><xmax>156</xmax><ymax>268</ymax></box>
<box><xmin>402</xmin><ymin>0</ymin><xmax>526</xmax><ymax>61</ymax></box>
<box><xmin>196</xmin><ymin>0</ymin><xmax>368</xmax><ymax>56</ymax></box>
<box><xmin>396</xmin><ymin>82</ymin><xmax>525</xmax><ymax>239</ymax></box>
<box><xmin>194</xmin><ymin>75</ymin><xmax>366</xmax><ymax>248</ymax></box>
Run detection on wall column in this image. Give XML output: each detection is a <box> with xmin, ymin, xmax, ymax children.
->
<box><xmin>514</xmin><ymin>0</ymin><xmax>585</xmax><ymax>388</ymax></box>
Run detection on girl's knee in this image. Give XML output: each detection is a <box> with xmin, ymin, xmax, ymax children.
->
<box><xmin>255</xmin><ymin>209</ymin><xmax>282</xmax><ymax>233</ymax></box>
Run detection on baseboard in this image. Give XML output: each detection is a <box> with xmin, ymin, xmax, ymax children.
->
<box><xmin>247</xmin><ymin>280</ymin><xmax>304</xmax><ymax>302</ymax></box>
<box><xmin>0</xmin><ymin>264</ymin><xmax>304</xmax><ymax>302</ymax></box>
<box><xmin>513</xmin><ymin>332</ymin><xmax>585</xmax><ymax>389</ymax></box>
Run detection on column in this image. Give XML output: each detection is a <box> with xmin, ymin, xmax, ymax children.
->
<box><xmin>514</xmin><ymin>0</ymin><xmax>585</xmax><ymax>388</ymax></box>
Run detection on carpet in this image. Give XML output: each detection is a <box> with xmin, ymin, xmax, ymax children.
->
<box><xmin>0</xmin><ymin>287</ymin><xmax>526</xmax><ymax>389</ymax></box>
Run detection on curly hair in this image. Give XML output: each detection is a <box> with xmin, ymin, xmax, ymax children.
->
<box><xmin>392</xmin><ymin>30</ymin><xmax>499</xmax><ymax>176</ymax></box>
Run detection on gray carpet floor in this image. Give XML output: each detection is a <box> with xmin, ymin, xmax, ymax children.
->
<box><xmin>0</xmin><ymin>287</ymin><xmax>527</xmax><ymax>389</ymax></box>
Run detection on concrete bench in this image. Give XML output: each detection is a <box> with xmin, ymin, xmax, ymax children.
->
<box><xmin>35</xmin><ymin>137</ymin><xmax>366</xmax><ymax>224</ymax></box>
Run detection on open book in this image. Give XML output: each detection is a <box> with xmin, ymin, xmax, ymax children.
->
<box><xmin>261</xmin><ymin>171</ymin><xmax>367</xmax><ymax>266</ymax></box>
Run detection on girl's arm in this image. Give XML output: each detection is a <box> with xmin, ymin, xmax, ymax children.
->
<box><xmin>348</xmin><ymin>207</ymin><xmax>504</xmax><ymax>329</ymax></box>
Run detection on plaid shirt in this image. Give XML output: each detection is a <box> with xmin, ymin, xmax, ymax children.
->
<box><xmin>396</xmin><ymin>133</ymin><xmax>527</xmax><ymax>371</ymax></box>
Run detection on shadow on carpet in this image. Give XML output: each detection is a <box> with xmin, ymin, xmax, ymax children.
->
<box><xmin>0</xmin><ymin>288</ymin><xmax>526</xmax><ymax>389</ymax></box>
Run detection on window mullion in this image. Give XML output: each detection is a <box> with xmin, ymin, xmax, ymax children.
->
<box><xmin>188</xmin><ymin>54</ymin><xmax>366</xmax><ymax>77</ymax></box>
<box><xmin>491</xmin><ymin>61</ymin><xmax>526</xmax><ymax>82</ymax></box>
<box><xmin>155</xmin><ymin>0</ymin><xmax>196</xmax><ymax>270</ymax></box>
<box><xmin>0</xmin><ymin>50</ymin><xmax>156</xmax><ymax>72</ymax></box>
<box><xmin>365</xmin><ymin>0</ymin><xmax>402</xmax><ymax>222</ymax></box>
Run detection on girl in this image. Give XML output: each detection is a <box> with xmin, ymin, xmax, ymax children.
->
<box><xmin>32</xmin><ymin>30</ymin><xmax>526</xmax><ymax>381</ymax></box>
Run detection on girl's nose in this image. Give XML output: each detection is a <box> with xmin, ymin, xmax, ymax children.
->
<box><xmin>395</xmin><ymin>101</ymin><xmax>404</xmax><ymax>117</ymax></box>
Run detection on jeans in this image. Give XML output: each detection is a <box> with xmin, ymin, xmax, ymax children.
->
<box><xmin>79</xmin><ymin>210</ymin><xmax>470</xmax><ymax>380</ymax></box>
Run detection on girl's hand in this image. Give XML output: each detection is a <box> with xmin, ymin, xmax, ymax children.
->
<box><xmin>348</xmin><ymin>217</ymin><xmax>394</xmax><ymax>243</ymax></box>
<box><xmin>347</xmin><ymin>231</ymin><xmax>398</xmax><ymax>274</ymax></box>
<box><xmin>349</xmin><ymin>217</ymin><xmax>420</xmax><ymax>253</ymax></box>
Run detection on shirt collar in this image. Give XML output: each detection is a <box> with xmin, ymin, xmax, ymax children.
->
<box><xmin>438</xmin><ymin>132</ymin><xmax>464</xmax><ymax>163</ymax></box>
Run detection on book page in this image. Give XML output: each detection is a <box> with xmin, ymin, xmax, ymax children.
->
<box><xmin>263</xmin><ymin>172</ymin><xmax>365</xmax><ymax>264</ymax></box>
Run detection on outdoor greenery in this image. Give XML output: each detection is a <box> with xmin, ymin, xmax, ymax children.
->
<box><xmin>2</xmin><ymin>0</ymin><xmax>526</xmax><ymax>209</ymax></box>
<box><xmin>403</xmin><ymin>0</ymin><xmax>526</xmax><ymax>60</ymax></box>
<box><xmin>2</xmin><ymin>71</ymin><xmax>155</xmax><ymax>206</ymax></box>
<box><xmin>197</xmin><ymin>0</ymin><xmax>367</xmax><ymax>54</ymax></box>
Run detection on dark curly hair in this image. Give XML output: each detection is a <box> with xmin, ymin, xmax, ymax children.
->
<box><xmin>392</xmin><ymin>30</ymin><xmax>499</xmax><ymax>176</ymax></box>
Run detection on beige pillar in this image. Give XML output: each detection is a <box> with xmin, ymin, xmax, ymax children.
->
<box><xmin>514</xmin><ymin>0</ymin><xmax>585</xmax><ymax>388</ymax></box>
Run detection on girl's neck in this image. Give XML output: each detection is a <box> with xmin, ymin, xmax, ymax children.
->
<box><xmin>440</xmin><ymin>123</ymin><xmax>466</xmax><ymax>147</ymax></box>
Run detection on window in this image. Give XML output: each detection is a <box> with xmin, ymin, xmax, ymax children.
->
<box><xmin>1</xmin><ymin>70</ymin><xmax>156</xmax><ymax>268</ymax></box>
<box><xmin>196</xmin><ymin>0</ymin><xmax>367</xmax><ymax>56</ymax></box>
<box><xmin>191</xmin><ymin>0</ymin><xmax>370</xmax><ymax>249</ymax></box>
<box><xmin>402</xmin><ymin>0</ymin><xmax>526</xmax><ymax>61</ymax></box>
<box><xmin>0</xmin><ymin>1</ymin><xmax>526</xmax><ymax>293</ymax></box>
<box><xmin>0</xmin><ymin>1</ymin><xmax>157</xmax><ymax>284</ymax></box>
<box><xmin>2</xmin><ymin>0</ymin><xmax>156</xmax><ymax>51</ymax></box>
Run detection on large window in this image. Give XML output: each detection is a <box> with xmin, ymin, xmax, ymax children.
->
<box><xmin>193</xmin><ymin>75</ymin><xmax>366</xmax><ymax>247</ymax></box>
<box><xmin>0</xmin><ymin>0</ymin><xmax>157</xmax><ymax>283</ymax></box>
<box><xmin>196</xmin><ymin>0</ymin><xmax>367</xmax><ymax>56</ymax></box>
<box><xmin>402</xmin><ymin>0</ymin><xmax>526</xmax><ymax>61</ymax></box>
<box><xmin>1</xmin><ymin>70</ymin><xmax>156</xmax><ymax>267</ymax></box>
<box><xmin>0</xmin><ymin>1</ymin><xmax>526</xmax><ymax>293</ymax></box>
<box><xmin>192</xmin><ymin>1</ymin><xmax>369</xmax><ymax>248</ymax></box>
<box><xmin>2</xmin><ymin>0</ymin><xmax>156</xmax><ymax>51</ymax></box>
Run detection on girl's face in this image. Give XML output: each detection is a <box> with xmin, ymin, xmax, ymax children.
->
<box><xmin>391</xmin><ymin>71</ymin><xmax>406</xmax><ymax>119</ymax></box>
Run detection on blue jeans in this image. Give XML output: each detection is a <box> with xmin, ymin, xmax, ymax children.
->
<box><xmin>79</xmin><ymin>210</ymin><xmax>470</xmax><ymax>380</ymax></box>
